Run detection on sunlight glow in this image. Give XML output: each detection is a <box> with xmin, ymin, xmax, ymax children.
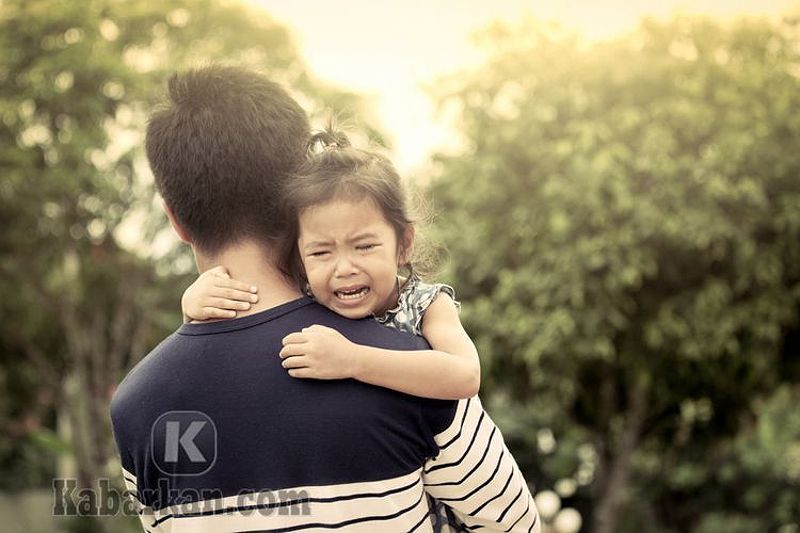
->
<box><xmin>250</xmin><ymin>0</ymin><xmax>797</xmax><ymax>173</ymax></box>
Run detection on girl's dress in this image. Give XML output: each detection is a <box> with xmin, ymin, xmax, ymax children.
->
<box><xmin>376</xmin><ymin>276</ymin><xmax>468</xmax><ymax>533</ymax></box>
<box><xmin>375</xmin><ymin>276</ymin><xmax>458</xmax><ymax>334</ymax></box>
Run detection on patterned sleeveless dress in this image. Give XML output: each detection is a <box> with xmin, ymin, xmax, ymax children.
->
<box><xmin>374</xmin><ymin>276</ymin><xmax>459</xmax><ymax>334</ymax></box>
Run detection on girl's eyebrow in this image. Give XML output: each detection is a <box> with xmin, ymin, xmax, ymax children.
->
<box><xmin>303</xmin><ymin>240</ymin><xmax>332</xmax><ymax>251</ymax></box>
<box><xmin>350</xmin><ymin>232</ymin><xmax>381</xmax><ymax>242</ymax></box>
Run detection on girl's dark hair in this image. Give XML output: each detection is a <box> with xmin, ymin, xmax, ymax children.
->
<box><xmin>280</xmin><ymin>127</ymin><xmax>439</xmax><ymax>288</ymax></box>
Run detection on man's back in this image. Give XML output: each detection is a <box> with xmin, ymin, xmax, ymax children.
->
<box><xmin>111</xmin><ymin>297</ymin><xmax>539</xmax><ymax>532</ymax></box>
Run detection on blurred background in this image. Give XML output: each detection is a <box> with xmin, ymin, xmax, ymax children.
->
<box><xmin>1</xmin><ymin>0</ymin><xmax>799</xmax><ymax>531</ymax></box>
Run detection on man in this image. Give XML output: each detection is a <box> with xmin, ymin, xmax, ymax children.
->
<box><xmin>111</xmin><ymin>65</ymin><xmax>539</xmax><ymax>532</ymax></box>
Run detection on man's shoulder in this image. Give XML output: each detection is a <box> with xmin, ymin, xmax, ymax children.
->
<box><xmin>110</xmin><ymin>302</ymin><xmax>426</xmax><ymax>414</ymax></box>
<box><xmin>110</xmin><ymin>330</ymin><xmax>179</xmax><ymax>420</ymax></box>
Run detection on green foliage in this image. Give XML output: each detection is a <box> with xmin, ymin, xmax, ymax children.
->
<box><xmin>430</xmin><ymin>14</ymin><xmax>800</xmax><ymax>531</ymax></box>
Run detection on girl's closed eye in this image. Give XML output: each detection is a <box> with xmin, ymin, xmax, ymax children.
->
<box><xmin>356</xmin><ymin>243</ymin><xmax>380</xmax><ymax>252</ymax></box>
<box><xmin>308</xmin><ymin>250</ymin><xmax>330</xmax><ymax>258</ymax></box>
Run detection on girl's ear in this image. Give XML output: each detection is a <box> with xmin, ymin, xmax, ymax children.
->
<box><xmin>398</xmin><ymin>226</ymin><xmax>416</xmax><ymax>265</ymax></box>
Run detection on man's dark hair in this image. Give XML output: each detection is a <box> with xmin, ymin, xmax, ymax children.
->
<box><xmin>146</xmin><ymin>65</ymin><xmax>310</xmax><ymax>255</ymax></box>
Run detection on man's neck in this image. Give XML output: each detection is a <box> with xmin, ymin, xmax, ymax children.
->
<box><xmin>195</xmin><ymin>241</ymin><xmax>303</xmax><ymax>317</ymax></box>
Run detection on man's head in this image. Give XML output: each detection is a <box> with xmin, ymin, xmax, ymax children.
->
<box><xmin>146</xmin><ymin>66</ymin><xmax>310</xmax><ymax>256</ymax></box>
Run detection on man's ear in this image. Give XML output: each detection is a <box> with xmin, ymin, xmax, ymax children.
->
<box><xmin>163</xmin><ymin>202</ymin><xmax>192</xmax><ymax>244</ymax></box>
<box><xmin>398</xmin><ymin>226</ymin><xmax>415</xmax><ymax>265</ymax></box>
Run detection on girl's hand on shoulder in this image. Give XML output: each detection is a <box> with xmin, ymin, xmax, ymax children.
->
<box><xmin>279</xmin><ymin>325</ymin><xmax>357</xmax><ymax>380</ymax></box>
<box><xmin>181</xmin><ymin>265</ymin><xmax>258</xmax><ymax>322</ymax></box>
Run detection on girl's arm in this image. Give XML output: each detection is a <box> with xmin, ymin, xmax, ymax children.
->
<box><xmin>182</xmin><ymin>266</ymin><xmax>259</xmax><ymax>323</ymax></box>
<box><xmin>279</xmin><ymin>294</ymin><xmax>480</xmax><ymax>400</ymax></box>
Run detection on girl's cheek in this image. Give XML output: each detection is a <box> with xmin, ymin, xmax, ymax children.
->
<box><xmin>304</xmin><ymin>265</ymin><xmax>328</xmax><ymax>288</ymax></box>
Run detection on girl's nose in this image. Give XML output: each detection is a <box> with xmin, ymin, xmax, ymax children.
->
<box><xmin>334</xmin><ymin>255</ymin><xmax>359</xmax><ymax>277</ymax></box>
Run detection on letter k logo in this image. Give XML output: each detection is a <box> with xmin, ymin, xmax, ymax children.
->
<box><xmin>165</xmin><ymin>421</ymin><xmax>207</xmax><ymax>463</ymax></box>
<box><xmin>152</xmin><ymin>411</ymin><xmax>217</xmax><ymax>476</ymax></box>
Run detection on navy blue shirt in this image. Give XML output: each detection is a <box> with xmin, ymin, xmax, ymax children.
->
<box><xmin>111</xmin><ymin>297</ymin><xmax>539</xmax><ymax>532</ymax></box>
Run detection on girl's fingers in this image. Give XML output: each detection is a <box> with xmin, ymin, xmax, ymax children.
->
<box><xmin>281</xmin><ymin>332</ymin><xmax>307</xmax><ymax>346</ymax></box>
<box><xmin>211</xmin><ymin>287</ymin><xmax>259</xmax><ymax>303</ymax></box>
<box><xmin>212</xmin><ymin>279</ymin><xmax>258</xmax><ymax>294</ymax></box>
<box><xmin>287</xmin><ymin>368</ymin><xmax>312</xmax><ymax>379</ymax></box>
<box><xmin>279</xmin><ymin>343</ymin><xmax>307</xmax><ymax>358</ymax></box>
<box><xmin>208</xmin><ymin>297</ymin><xmax>252</xmax><ymax>311</ymax></box>
<box><xmin>211</xmin><ymin>277</ymin><xmax>258</xmax><ymax>294</ymax></box>
<box><xmin>202</xmin><ymin>307</ymin><xmax>237</xmax><ymax>319</ymax></box>
<box><xmin>281</xmin><ymin>355</ymin><xmax>306</xmax><ymax>369</ymax></box>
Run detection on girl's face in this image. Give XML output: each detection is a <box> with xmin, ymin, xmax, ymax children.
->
<box><xmin>297</xmin><ymin>196</ymin><xmax>411</xmax><ymax>319</ymax></box>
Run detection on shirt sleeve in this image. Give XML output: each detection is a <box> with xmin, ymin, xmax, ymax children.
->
<box><xmin>422</xmin><ymin>397</ymin><xmax>540</xmax><ymax>532</ymax></box>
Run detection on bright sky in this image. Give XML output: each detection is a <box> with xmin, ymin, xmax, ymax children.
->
<box><xmin>250</xmin><ymin>0</ymin><xmax>797</xmax><ymax>174</ymax></box>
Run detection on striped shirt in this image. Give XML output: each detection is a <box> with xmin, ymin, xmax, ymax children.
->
<box><xmin>111</xmin><ymin>297</ymin><xmax>539</xmax><ymax>532</ymax></box>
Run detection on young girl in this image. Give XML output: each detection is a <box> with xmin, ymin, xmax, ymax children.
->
<box><xmin>181</xmin><ymin>129</ymin><xmax>480</xmax><ymax>401</ymax></box>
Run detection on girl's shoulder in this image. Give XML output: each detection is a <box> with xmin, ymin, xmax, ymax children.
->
<box><xmin>376</xmin><ymin>277</ymin><xmax>460</xmax><ymax>335</ymax></box>
<box><xmin>400</xmin><ymin>277</ymin><xmax>458</xmax><ymax>310</ymax></box>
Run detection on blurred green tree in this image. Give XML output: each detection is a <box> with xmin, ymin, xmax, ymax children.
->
<box><xmin>0</xmin><ymin>1</ymin><xmax>375</xmax><ymax>526</ymax></box>
<box><xmin>429</xmin><ymin>15</ymin><xmax>800</xmax><ymax>532</ymax></box>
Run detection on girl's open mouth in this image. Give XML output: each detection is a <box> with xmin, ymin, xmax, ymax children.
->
<box><xmin>334</xmin><ymin>287</ymin><xmax>370</xmax><ymax>301</ymax></box>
